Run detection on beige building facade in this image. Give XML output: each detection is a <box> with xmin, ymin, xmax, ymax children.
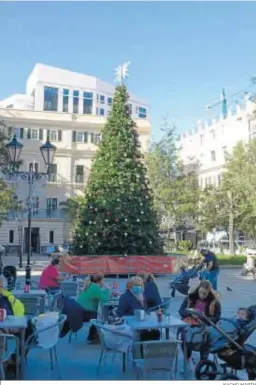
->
<box><xmin>0</xmin><ymin>64</ymin><xmax>151</xmax><ymax>253</ymax></box>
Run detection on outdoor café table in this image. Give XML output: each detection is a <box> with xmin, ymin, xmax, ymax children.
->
<box><xmin>0</xmin><ymin>315</ymin><xmax>27</xmax><ymax>379</ymax></box>
<box><xmin>13</xmin><ymin>289</ymin><xmax>47</xmax><ymax>314</ymax></box>
<box><xmin>123</xmin><ymin>313</ymin><xmax>189</xmax><ymax>379</ymax></box>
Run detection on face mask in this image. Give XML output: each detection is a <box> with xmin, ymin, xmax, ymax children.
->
<box><xmin>132</xmin><ymin>286</ymin><xmax>142</xmax><ymax>295</ymax></box>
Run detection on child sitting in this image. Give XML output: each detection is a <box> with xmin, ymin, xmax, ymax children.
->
<box><xmin>185</xmin><ymin>306</ymin><xmax>253</xmax><ymax>351</ymax></box>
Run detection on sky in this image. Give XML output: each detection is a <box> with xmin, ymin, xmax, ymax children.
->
<box><xmin>1</xmin><ymin>1</ymin><xmax>256</xmax><ymax>139</ymax></box>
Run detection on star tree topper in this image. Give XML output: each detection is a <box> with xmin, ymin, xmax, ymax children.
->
<box><xmin>114</xmin><ymin>61</ymin><xmax>131</xmax><ymax>85</ymax></box>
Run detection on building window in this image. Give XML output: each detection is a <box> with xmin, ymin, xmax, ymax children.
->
<box><xmin>200</xmin><ymin>135</ymin><xmax>204</xmax><ymax>145</ymax></box>
<box><xmin>32</xmin><ymin>196</ymin><xmax>39</xmax><ymax>215</ymax></box>
<box><xmin>31</xmin><ymin>129</ymin><xmax>39</xmax><ymax>140</ymax></box>
<box><xmin>107</xmin><ymin>97</ymin><xmax>112</xmax><ymax>106</ymax></box>
<box><xmin>50</xmin><ymin>130</ymin><xmax>57</xmax><ymax>141</ymax></box>
<box><xmin>44</xmin><ymin>86</ymin><xmax>58</xmax><ymax>111</ymax></box>
<box><xmin>6</xmin><ymin>104</ymin><xmax>13</xmax><ymax>109</ymax></box>
<box><xmin>63</xmin><ymin>89</ymin><xmax>69</xmax><ymax>113</ymax></box>
<box><xmin>99</xmin><ymin>108</ymin><xmax>104</xmax><ymax>116</ymax></box>
<box><xmin>99</xmin><ymin>95</ymin><xmax>105</xmax><ymax>104</ymax></box>
<box><xmin>19</xmin><ymin>127</ymin><xmax>24</xmax><ymax>139</ymax></box>
<box><xmin>46</xmin><ymin>198</ymin><xmax>58</xmax><ymax>216</ymax></box>
<box><xmin>72</xmin><ymin>131</ymin><xmax>88</xmax><ymax>143</ymax></box>
<box><xmin>138</xmin><ymin>107</ymin><xmax>147</xmax><ymax>118</ymax></box>
<box><xmin>210</xmin><ymin>129</ymin><xmax>216</xmax><ymax>139</ymax></box>
<box><xmin>29</xmin><ymin>162</ymin><xmax>39</xmax><ymax>173</ymax></box>
<box><xmin>83</xmin><ymin>92</ymin><xmax>93</xmax><ymax>115</ymax></box>
<box><xmin>47</xmin><ymin>129</ymin><xmax>62</xmax><ymax>142</ymax></box>
<box><xmin>76</xmin><ymin>132</ymin><xmax>84</xmax><ymax>143</ymax></box>
<box><xmin>211</xmin><ymin>150</ymin><xmax>216</xmax><ymax>161</ymax></box>
<box><xmin>9</xmin><ymin>230</ymin><xmax>14</xmax><ymax>244</ymax></box>
<box><xmin>208</xmin><ymin>177</ymin><xmax>212</xmax><ymax>185</ymax></box>
<box><xmin>49</xmin><ymin>230</ymin><xmax>54</xmax><ymax>244</ymax></box>
<box><xmin>48</xmin><ymin>163</ymin><xmax>57</xmax><ymax>182</ymax></box>
<box><xmin>218</xmin><ymin>174</ymin><xmax>222</xmax><ymax>186</ymax></box>
<box><xmin>75</xmin><ymin>165</ymin><xmax>84</xmax><ymax>183</ymax></box>
<box><xmin>127</xmin><ymin>103</ymin><xmax>132</xmax><ymax>114</ymax></box>
<box><xmin>73</xmin><ymin>90</ymin><xmax>79</xmax><ymax>114</ymax></box>
<box><xmin>39</xmin><ymin>128</ymin><xmax>44</xmax><ymax>140</ymax></box>
<box><xmin>91</xmin><ymin>133</ymin><xmax>101</xmax><ymax>145</ymax></box>
<box><xmin>223</xmin><ymin>146</ymin><xmax>228</xmax><ymax>161</ymax></box>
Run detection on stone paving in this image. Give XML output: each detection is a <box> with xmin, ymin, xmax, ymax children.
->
<box><xmin>21</xmin><ymin>268</ymin><xmax>256</xmax><ymax>381</ymax></box>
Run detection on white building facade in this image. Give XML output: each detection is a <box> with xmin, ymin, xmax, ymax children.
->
<box><xmin>178</xmin><ymin>96</ymin><xmax>256</xmax><ymax>189</ymax></box>
<box><xmin>0</xmin><ymin>64</ymin><xmax>151</xmax><ymax>253</ymax></box>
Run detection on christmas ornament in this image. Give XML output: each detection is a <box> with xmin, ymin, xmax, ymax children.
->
<box><xmin>89</xmin><ymin>221</ymin><xmax>92</xmax><ymax>224</ymax></box>
<box><xmin>137</xmin><ymin>219</ymin><xmax>140</xmax><ymax>222</ymax></box>
<box><xmin>124</xmin><ymin>233</ymin><xmax>127</xmax><ymax>236</ymax></box>
<box><xmin>94</xmin><ymin>233</ymin><xmax>97</xmax><ymax>236</ymax></box>
<box><xmin>105</xmin><ymin>219</ymin><xmax>108</xmax><ymax>222</ymax></box>
<box><xmin>140</xmin><ymin>203</ymin><xmax>143</xmax><ymax>206</ymax></box>
<box><xmin>85</xmin><ymin>233</ymin><xmax>88</xmax><ymax>236</ymax></box>
<box><xmin>125</xmin><ymin>218</ymin><xmax>127</xmax><ymax>222</ymax></box>
<box><xmin>141</xmin><ymin>211</ymin><xmax>144</xmax><ymax>214</ymax></box>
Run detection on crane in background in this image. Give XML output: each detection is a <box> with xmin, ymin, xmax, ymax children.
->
<box><xmin>205</xmin><ymin>77</ymin><xmax>256</xmax><ymax>119</ymax></box>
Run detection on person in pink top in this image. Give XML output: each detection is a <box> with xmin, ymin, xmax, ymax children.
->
<box><xmin>39</xmin><ymin>258</ymin><xmax>65</xmax><ymax>292</ymax></box>
<box><xmin>179</xmin><ymin>280</ymin><xmax>221</xmax><ymax>370</ymax></box>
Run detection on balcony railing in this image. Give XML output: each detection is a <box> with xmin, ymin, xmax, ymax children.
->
<box><xmin>6</xmin><ymin>209</ymin><xmax>67</xmax><ymax>220</ymax></box>
<box><xmin>75</xmin><ymin>174</ymin><xmax>84</xmax><ymax>184</ymax></box>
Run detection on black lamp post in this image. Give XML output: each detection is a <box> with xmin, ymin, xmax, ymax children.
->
<box><xmin>6</xmin><ymin>135</ymin><xmax>56</xmax><ymax>285</ymax></box>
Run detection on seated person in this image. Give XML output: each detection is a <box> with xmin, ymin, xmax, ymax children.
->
<box><xmin>179</xmin><ymin>280</ymin><xmax>221</xmax><ymax>370</ymax></box>
<box><xmin>185</xmin><ymin>307</ymin><xmax>253</xmax><ymax>353</ymax></box>
<box><xmin>39</xmin><ymin>258</ymin><xmax>65</xmax><ymax>292</ymax></box>
<box><xmin>138</xmin><ymin>273</ymin><xmax>162</xmax><ymax>309</ymax></box>
<box><xmin>0</xmin><ymin>275</ymin><xmax>24</xmax><ymax>317</ymax></box>
<box><xmin>117</xmin><ymin>276</ymin><xmax>146</xmax><ymax>317</ymax></box>
<box><xmin>61</xmin><ymin>273</ymin><xmax>110</xmax><ymax>343</ymax></box>
<box><xmin>179</xmin><ymin>280</ymin><xmax>221</xmax><ymax>325</ymax></box>
<box><xmin>117</xmin><ymin>276</ymin><xmax>160</xmax><ymax>343</ymax></box>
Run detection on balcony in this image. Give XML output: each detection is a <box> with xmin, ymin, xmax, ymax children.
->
<box><xmin>75</xmin><ymin>174</ymin><xmax>84</xmax><ymax>184</ymax></box>
<box><xmin>6</xmin><ymin>209</ymin><xmax>67</xmax><ymax>220</ymax></box>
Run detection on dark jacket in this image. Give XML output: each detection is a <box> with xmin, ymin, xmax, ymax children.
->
<box><xmin>144</xmin><ymin>280</ymin><xmax>162</xmax><ymax>308</ymax></box>
<box><xmin>117</xmin><ymin>290</ymin><xmax>147</xmax><ymax>317</ymax></box>
<box><xmin>62</xmin><ymin>296</ymin><xmax>96</xmax><ymax>332</ymax></box>
<box><xmin>179</xmin><ymin>290</ymin><xmax>221</xmax><ymax>324</ymax></box>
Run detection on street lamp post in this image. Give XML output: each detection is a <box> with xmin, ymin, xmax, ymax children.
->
<box><xmin>6</xmin><ymin>135</ymin><xmax>56</xmax><ymax>286</ymax></box>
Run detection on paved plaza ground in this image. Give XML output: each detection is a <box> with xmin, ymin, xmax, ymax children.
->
<box><xmin>12</xmin><ymin>264</ymin><xmax>255</xmax><ymax>381</ymax></box>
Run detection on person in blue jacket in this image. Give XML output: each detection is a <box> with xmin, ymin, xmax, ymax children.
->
<box><xmin>138</xmin><ymin>273</ymin><xmax>162</xmax><ymax>308</ymax></box>
<box><xmin>117</xmin><ymin>276</ymin><xmax>146</xmax><ymax>317</ymax></box>
<box><xmin>200</xmin><ymin>249</ymin><xmax>220</xmax><ymax>291</ymax></box>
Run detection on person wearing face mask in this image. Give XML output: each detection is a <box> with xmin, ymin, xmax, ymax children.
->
<box><xmin>179</xmin><ymin>280</ymin><xmax>221</xmax><ymax>370</ymax></box>
<box><xmin>117</xmin><ymin>276</ymin><xmax>146</xmax><ymax>317</ymax></box>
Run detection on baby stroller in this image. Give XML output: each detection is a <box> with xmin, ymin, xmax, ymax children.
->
<box><xmin>186</xmin><ymin>307</ymin><xmax>256</xmax><ymax>381</ymax></box>
<box><xmin>169</xmin><ymin>262</ymin><xmax>203</xmax><ymax>298</ymax></box>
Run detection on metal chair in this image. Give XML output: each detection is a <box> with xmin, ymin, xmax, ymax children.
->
<box><xmin>25</xmin><ymin>314</ymin><xmax>66</xmax><ymax>379</ymax></box>
<box><xmin>91</xmin><ymin>319</ymin><xmax>133</xmax><ymax>375</ymax></box>
<box><xmin>47</xmin><ymin>290</ymin><xmax>64</xmax><ymax>312</ymax></box>
<box><xmin>0</xmin><ymin>333</ymin><xmax>20</xmax><ymax>380</ymax></box>
<box><xmin>22</xmin><ymin>297</ymin><xmax>41</xmax><ymax>317</ymax></box>
<box><xmin>132</xmin><ymin>340</ymin><xmax>179</xmax><ymax>380</ymax></box>
<box><xmin>147</xmin><ymin>299</ymin><xmax>172</xmax><ymax>314</ymax></box>
<box><xmin>60</xmin><ymin>282</ymin><xmax>78</xmax><ymax>297</ymax></box>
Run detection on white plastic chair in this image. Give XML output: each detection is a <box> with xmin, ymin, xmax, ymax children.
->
<box><xmin>132</xmin><ymin>340</ymin><xmax>179</xmax><ymax>380</ymax></box>
<box><xmin>91</xmin><ymin>319</ymin><xmax>133</xmax><ymax>375</ymax></box>
<box><xmin>0</xmin><ymin>333</ymin><xmax>20</xmax><ymax>380</ymax></box>
<box><xmin>25</xmin><ymin>314</ymin><xmax>66</xmax><ymax>379</ymax></box>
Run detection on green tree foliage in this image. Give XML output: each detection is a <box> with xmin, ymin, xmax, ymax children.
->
<box><xmin>72</xmin><ymin>85</ymin><xmax>163</xmax><ymax>255</ymax></box>
<box><xmin>197</xmin><ymin>140</ymin><xmax>256</xmax><ymax>239</ymax></box>
<box><xmin>145</xmin><ymin>120</ymin><xmax>199</xmax><ymax>229</ymax></box>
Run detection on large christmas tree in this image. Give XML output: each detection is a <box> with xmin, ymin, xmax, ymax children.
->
<box><xmin>72</xmin><ymin>84</ymin><xmax>163</xmax><ymax>255</ymax></box>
